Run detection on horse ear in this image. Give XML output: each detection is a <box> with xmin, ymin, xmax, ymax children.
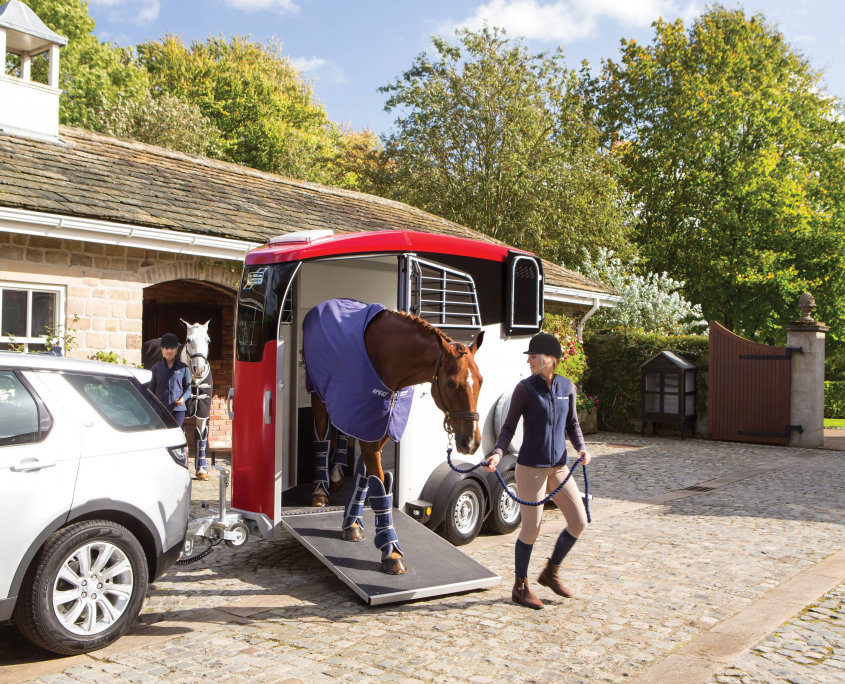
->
<box><xmin>179</xmin><ymin>318</ymin><xmax>189</xmax><ymax>328</ymax></box>
<box><xmin>203</xmin><ymin>319</ymin><xmax>211</xmax><ymax>329</ymax></box>
<box><xmin>470</xmin><ymin>330</ymin><xmax>484</xmax><ymax>353</ymax></box>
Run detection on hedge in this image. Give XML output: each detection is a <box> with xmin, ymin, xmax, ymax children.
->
<box><xmin>826</xmin><ymin>381</ymin><xmax>845</xmax><ymax>418</ymax></box>
<box><xmin>582</xmin><ymin>331</ymin><xmax>709</xmax><ymax>433</ymax></box>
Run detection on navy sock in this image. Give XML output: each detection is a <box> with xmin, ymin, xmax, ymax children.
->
<box><xmin>515</xmin><ymin>539</ymin><xmax>533</xmax><ymax>578</ymax></box>
<box><xmin>550</xmin><ymin>529</ymin><xmax>577</xmax><ymax>565</ymax></box>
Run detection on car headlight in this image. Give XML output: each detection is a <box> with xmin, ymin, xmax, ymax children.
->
<box><xmin>168</xmin><ymin>445</ymin><xmax>188</xmax><ymax>469</ymax></box>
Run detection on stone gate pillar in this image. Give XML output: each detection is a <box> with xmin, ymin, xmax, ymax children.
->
<box><xmin>786</xmin><ymin>292</ymin><xmax>828</xmax><ymax>448</ymax></box>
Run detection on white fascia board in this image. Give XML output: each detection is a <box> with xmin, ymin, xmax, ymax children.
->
<box><xmin>543</xmin><ymin>284</ymin><xmax>621</xmax><ymax>307</ymax></box>
<box><xmin>0</xmin><ymin>206</ymin><xmax>259</xmax><ymax>260</ymax></box>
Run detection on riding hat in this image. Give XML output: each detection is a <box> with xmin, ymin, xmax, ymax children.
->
<box><xmin>524</xmin><ymin>332</ymin><xmax>562</xmax><ymax>359</ymax></box>
<box><xmin>161</xmin><ymin>332</ymin><xmax>179</xmax><ymax>349</ymax></box>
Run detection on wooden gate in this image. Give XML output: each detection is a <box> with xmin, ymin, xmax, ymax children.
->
<box><xmin>709</xmin><ymin>321</ymin><xmax>799</xmax><ymax>445</ymax></box>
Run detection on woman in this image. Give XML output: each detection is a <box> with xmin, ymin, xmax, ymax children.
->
<box><xmin>148</xmin><ymin>332</ymin><xmax>191</xmax><ymax>428</ymax></box>
<box><xmin>485</xmin><ymin>331</ymin><xmax>591</xmax><ymax>609</ymax></box>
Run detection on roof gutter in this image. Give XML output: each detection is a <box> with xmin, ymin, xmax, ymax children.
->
<box><xmin>543</xmin><ymin>283</ymin><xmax>621</xmax><ymax>308</ymax></box>
<box><xmin>0</xmin><ymin>206</ymin><xmax>259</xmax><ymax>261</ymax></box>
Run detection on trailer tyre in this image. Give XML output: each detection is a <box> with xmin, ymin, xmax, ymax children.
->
<box><xmin>13</xmin><ymin>520</ymin><xmax>148</xmax><ymax>656</ymax></box>
<box><xmin>441</xmin><ymin>479</ymin><xmax>484</xmax><ymax>546</ymax></box>
<box><xmin>484</xmin><ymin>469</ymin><xmax>521</xmax><ymax>535</ymax></box>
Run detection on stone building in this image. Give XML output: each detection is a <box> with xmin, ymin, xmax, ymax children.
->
<box><xmin>0</xmin><ymin>1</ymin><xmax>618</xmax><ymax>450</ymax></box>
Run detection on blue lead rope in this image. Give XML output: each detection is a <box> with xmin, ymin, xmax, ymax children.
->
<box><xmin>446</xmin><ymin>448</ymin><xmax>591</xmax><ymax>523</ymax></box>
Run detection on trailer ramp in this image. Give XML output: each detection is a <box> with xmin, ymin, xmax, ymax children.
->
<box><xmin>280</xmin><ymin>508</ymin><xmax>500</xmax><ymax>605</ymax></box>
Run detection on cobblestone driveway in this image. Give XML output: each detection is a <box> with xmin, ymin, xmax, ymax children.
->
<box><xmin>1</xmin><ymin>434</ymin><xmax>842</xmax><ymax>683</ymax></box>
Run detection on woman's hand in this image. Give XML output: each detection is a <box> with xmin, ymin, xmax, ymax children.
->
<box><xmin>578</xmin><ymin>449</ymin><xmax>591</xmax><ymax>466</ymax></box>
<box><xmin>483</xmin><ymin>449</ymin><xmax>502</xmax><ymax>472</ymax></box>
<box><xmin>174</xmin><ymin>397</ymin><xmax>184</xmax><ymax>406</ymax></box>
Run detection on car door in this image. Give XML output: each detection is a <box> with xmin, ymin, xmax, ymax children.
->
<box><xmin>0</xmin><ymin>369</ymin><xmax>81</xmax><ymax>607</ymax></box>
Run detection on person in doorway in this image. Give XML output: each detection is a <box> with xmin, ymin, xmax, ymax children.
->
<box><xmin>148</xmin><ymin>332</ymin><xmax>191</xmax><ymax>428</ymax></box>
<box><xmin>484</xmin><ymin>331</ymin><xmax>592</xmax><ymax>609</ymax></box>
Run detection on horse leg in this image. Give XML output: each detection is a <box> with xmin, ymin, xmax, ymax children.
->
<box><xmin>341</xmin><ymin>453</ymin><xmax>368</xmax><ymax>542</ymax></box>
<box><xmin>361</xmin><ymin>440</ymin><xmax>406</xmax><ymax>575</ymax></box>
<box><xmin>329</xmin><ymin>430</ymin><xmax>350</xmax><ymax>493</ymax></box>
<box><xmin>310</xmin><ymin>395</ymin><xmax>331</xmax><ymax>507</ymax></box>
<box><xmin>195</xmin><ymin>415</ymin><xmax>209</xmax><ymax>480</ymax></box>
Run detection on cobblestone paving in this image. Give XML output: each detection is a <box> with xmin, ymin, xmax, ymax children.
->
<box><xmin>1</xmin><ymin>434</ymin><xmax>842</xmax><ymax>683</ymax></box>
<box><xmin>709</xmin><ymin>583</ymin><xmax>845</xmax><ymax>684</ymax></box>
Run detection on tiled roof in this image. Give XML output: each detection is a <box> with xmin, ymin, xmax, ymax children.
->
<box><xmin>0</xmin><ymin>125</ymin><xmax>614</xmax><ymax>294</ymax></box>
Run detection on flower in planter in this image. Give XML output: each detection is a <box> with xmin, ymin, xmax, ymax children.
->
<box><xmin>576</xmin><ymin>392</ymin><xmax>599</xmax><ymax>412</ymax></box>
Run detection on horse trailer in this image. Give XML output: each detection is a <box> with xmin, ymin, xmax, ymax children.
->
<box><xmin>187</xmin><ymin>229</ymin><xmax>547</xmax><ymax>604</ymax></box>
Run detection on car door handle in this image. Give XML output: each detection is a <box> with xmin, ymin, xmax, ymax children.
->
<box><xmin>11</xmin><ymin>457</ymin><xmax>57</xmax><ymax>472</ymax></box>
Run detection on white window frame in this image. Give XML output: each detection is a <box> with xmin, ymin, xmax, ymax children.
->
<box><xmin>0</xmin><ymin>282</ymin><xmax>66</xmax><ymax>352</ymax></box>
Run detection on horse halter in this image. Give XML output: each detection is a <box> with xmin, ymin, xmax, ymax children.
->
<box><xmin>431</xmin><ymin>350</ymin><xmax>480</xmax><ymax>435</ymax></box>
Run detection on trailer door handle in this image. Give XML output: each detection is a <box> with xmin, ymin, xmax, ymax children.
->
<box><xmin>227</xmin><ymin>387</ymin><xmax>235</xmax><ymax>420</ymax></box>
<box><xmin>263</xmin><ymin>390</ymin><xmax>272</xmax><ymax>424</ymax></box>
<box><xmin>11</xmin><ymin>457</ymin><xmax>57</xmax><ymax>472</ymax></box>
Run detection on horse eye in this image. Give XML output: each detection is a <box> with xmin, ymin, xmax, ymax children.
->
<box><xmin>446</xmin><ymin>380</ymin><xmax>457</xmax><ymax>391</ymax></box>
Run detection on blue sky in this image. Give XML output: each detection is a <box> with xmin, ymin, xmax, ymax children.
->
<box><xmin>86</xmin><ymin>0</ymin><xmax>845</xmax><ymax>136</ymax></box>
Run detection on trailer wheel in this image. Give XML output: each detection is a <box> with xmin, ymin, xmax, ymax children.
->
<box><xmin>441</xmin><ymin>479</ymin><xmax>484</xmax><ymax>546</ymax></box>
<box><xmin>484</xmin><ymin>469</ymin><xmax>521</xmax><ymax>534</ymax></box>
<box><xmin>14</xmin><ymin>520</ymin><xmax>148</xmax><ymax>656</ymax></box>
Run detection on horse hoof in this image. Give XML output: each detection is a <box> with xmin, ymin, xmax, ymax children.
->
<box><xmin>329</xmin><ymin>479</ymin><xmax>343</xmax><ymax>493</ymax></box>
<box><xmin>342</xmin><ymin>526</ymin><xmax>365</xmax><ymax>542</ymax></box>
<box><xmin>311</xmin><ymin>493</ymin><xmax>329</xmax><ymax>507</ymax></box>
<box><xmin>382</xmin><ymin>557</ymin><xmax>407</xmax><ymax>575</ymax></box>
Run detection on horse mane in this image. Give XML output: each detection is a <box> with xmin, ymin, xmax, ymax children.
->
<box><xmin>388</xmin><ymin>310</ymin><xmax>471</xmax><ymax>356</ymax></box>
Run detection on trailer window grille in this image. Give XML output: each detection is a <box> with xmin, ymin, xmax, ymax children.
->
<box><xmin>408</xmin><ymin>258</ymin><xmax>481</xmax><ymax>329</ymax></box>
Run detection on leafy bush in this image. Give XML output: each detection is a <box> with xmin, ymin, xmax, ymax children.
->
<box><xmin>89</xmin><ymin>350</ymin><xmax>131</xmax><ymax>365</ymax></box>
<box><xmin>825</xmin><ymin>381</ymin><xmax>845</xmax><ymax>418</ymax></box>
<box><xmin>576</xmin><ymin>392</ymin><xmax>599</xmax><ymax>412</ymax></box>
<box><xmin>583</xmin><ymin>330</ymin><xmax>709</xmax><ymax>432</ymax></box>
<box><xmin>542</xmin><ymin>313</ymin><xmax>588</xmax><ymax>385</ymax></box>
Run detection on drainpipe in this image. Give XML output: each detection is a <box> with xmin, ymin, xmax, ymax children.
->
<box><xmin>576</xmin><ymin>297</ymin><xmax>601</xmax><ymax>339</ymax></box>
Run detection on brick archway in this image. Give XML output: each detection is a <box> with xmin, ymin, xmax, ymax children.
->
<box><xmin>139</xmin><ymin>260</ymin><xmax>240</xmax><ymax>291</ymax></box>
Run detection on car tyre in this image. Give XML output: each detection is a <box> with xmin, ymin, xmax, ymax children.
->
<box><xmin>484</xmin><ymin>469</ymin><xmax>521</xmax><ymax>535</ymax></box>
<box><xmin>440</xmin><ymin>478</ymin><xmax>484</xmax><ymax>546</ymax></box>
<box><xmin>14</xmin><ymin>520</ymin><xmax>148</xmax><ymax>656</ymax></box>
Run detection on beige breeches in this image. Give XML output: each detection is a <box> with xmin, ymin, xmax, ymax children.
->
<box><xmin>515</xmin><ymin>462</ymin><xmax>587</xmax><ymax>545</ymax></box>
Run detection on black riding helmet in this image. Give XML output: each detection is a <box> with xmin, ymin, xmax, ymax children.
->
<box><xmin>161</xmin><ymin>332</ymin><xmax>179</xmax><ymax>349</ymax></box>
<box><xmin>524</xmin><ymin>332</ymin><xmax>562</xmax><ymax>359</ymax></box>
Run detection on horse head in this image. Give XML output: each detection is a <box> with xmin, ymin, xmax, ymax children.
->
<box><xmin>432</xmin><ymin>331</ymin><xmax>484</xmax><ymax>454</ymax></box>
<box><xmin>180</xmin><ymin>318</ymin><xmax>211</xmax><ymax>381</ymax></box>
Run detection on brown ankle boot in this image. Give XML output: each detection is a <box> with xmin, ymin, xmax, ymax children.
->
<box><xmin>537</xmin><ymin>561</ymin><xmax>574</xmax><ymax>598</ymax></box>
<box><xmin>512</xmin><ymin>576</ymin><xmax>544</xmax><ymax>609</ymax></box>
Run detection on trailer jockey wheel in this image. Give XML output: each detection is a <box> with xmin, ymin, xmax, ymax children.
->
<box><xmin>224</xmin><ymin>522</ymin><xmax>249</xmax><ymax>549</ymax></box>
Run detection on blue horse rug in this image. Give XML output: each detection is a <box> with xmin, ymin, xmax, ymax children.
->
<box><xmin>303</xmin><ymin>299</ymin><xmax>414</xmax><ymax>442</ymax></box>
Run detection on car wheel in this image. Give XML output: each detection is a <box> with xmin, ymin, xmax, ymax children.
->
<box><xmin>484</xmin><ymin>469</ymin><xmax>521</xmax><ymax>534</ymax></box>
<box><xmin>440</xmin><ymin>478</ymin><xmax>484</xmax><ymax>546</ymax></box>
<box><xmin>14</xmin><ymin>520</ymin><xmax>149</xmax><ymax>656</ymax></box>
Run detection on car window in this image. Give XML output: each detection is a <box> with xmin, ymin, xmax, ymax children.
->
<box><xmin>0</xmin><ymin>370</ymin><xmax>44</xmax><ymax>446</ymax></box>
<box><xmin>62</xmin><ymin>373</ymin><xmax>175</xmax><ymax>432</ymax></box>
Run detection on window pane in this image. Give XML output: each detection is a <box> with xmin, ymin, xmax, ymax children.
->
<box><xmin>1</xmin><ymin>290</ymin><xmax>27</xmax><ymax>337</ymax></box>
<box><xmin>0</xmin><ymin>370</ymin><xmax>41</xmax><ymax>445</ymax></box>
<box><xmin>664</xmin><ymin>395</ymin><xmax>679</xmax><ymax>414</ymax></box>
<box><xmin>63</xmin><ymin>374</ymin><xmax>170</xmax><ymax>432</ymax></box>
<box><xmin>664</xmin><ymin>373</ymin><xmax>679</xmax><ymax>391</ymax></box>
<box><xmin>645</xmin><ymin>393</ymin><xmax>660</xmax><ymax>413</ymax></box>
<box><xmin>31</xmin><ymin>291</ymin><xmax>55</xmax><ymax>338</ymax></box>
<box><xmin>645</xmin><ymin>373</ymin><xmax>660</xmax><ymax>392</ymax></box>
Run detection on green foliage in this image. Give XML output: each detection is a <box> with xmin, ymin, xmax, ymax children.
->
<box><xmin>542</xmin><ymin>313</ymin><xmax>588</xmax><ymax>385</ymax></box>
<box><xmin>595</xmin><ymin>5</ymin><xmax>845</xmax><ymax>344</ymax></box>
<box><xmin>379</xmin><ymin>26</ymin><xmax>631</xmax><ymax>267</ymax></box>
<box><xmin>44</xmin><ymin>314</ymin><xmax>79</xmax><ymax>352</ymax></box>
<box><xmin>579</xmin><ymin>248</ymin><xmax>707</xmax><ymax>334</ymax></box>
<box><xmin>825</xmin><ymin>381</ymin><xmax>845</xmax><ymax>418</ymax></box>
<box><xmin>135</xmin><ymin>35</ymin><xmax>340</xmax><ymax>183</ymax></box>
<box><xmin>583</xmin><ymin>330</ymin><xmax>708</xmax><ymax>432</ymax></box>
<box><xmin>89</xmin><ymin>91</ymin><xmax>224</xmax><ymax>156</ymax></box>
<box><xmin>826</xmin><ymin>341</ymin><xmax>845</xmax><ymax>381</ymax></box>
<box><xmin>89</xmin><ymin>350</ymin><xmax>130</xmax><ymax>365</ymax></box>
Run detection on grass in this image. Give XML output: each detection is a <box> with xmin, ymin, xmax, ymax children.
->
<box><xmin>824</xmin><ymin>418</ymin><xmax>845</xmax><ymax>428</ymax></box>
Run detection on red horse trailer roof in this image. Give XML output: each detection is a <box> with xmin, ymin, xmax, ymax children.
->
<box><xmin>245</xmin><ymin>230</ymin><xmax>532</xmax><ymax>265</ymax></box>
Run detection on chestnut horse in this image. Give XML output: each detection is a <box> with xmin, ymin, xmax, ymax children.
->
<box><xmin>307</xmin><ymin>305</ymin><xmax>484</xmax><ymax>575</ymax></box>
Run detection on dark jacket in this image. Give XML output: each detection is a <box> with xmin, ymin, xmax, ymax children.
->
<box><xmin>494</xmin><ymin>373</ymin><xmax>585</xmax><ymax>467</ymax></box>
<box><xmin>149</xmin><ymin>359</ymin><xmax>191</xmax><ymax>413</ymax></box>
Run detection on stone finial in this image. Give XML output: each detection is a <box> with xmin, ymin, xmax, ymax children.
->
<box><xmin>797</xmin><ymin>292</ymin><xmax>816</xmax><ymax>322</ymax></box>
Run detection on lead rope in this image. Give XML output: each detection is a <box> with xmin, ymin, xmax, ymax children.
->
<box><xmin>446</xmin><ymin>447</ymin><xmax>591</xmax><ymax>523</ymax></box>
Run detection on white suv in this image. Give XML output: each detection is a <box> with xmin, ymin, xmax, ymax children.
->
<box><xmin>0</xmin><ymin>352</ymin><xmax>191</xmax><ymax>655</ymax></box>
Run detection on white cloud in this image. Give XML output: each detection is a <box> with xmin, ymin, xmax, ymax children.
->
<box><xmin>444</xmin><ymin>0</ymin><xmax>702</xmax><ymax>43</ymax></box>
<box><xmin>89</xmin><ymin>0</ymin><xmax>161</xmax><ymax>25</ymax></box>
<box><xmin>221</xmin><ymin>0</ymin><xmax>300</xmax><ymax>14</ymax></box>
<box><xmin>290</xmin><ymin>56</ymin><xmax>347</xmax><ymax>84</ymax></box>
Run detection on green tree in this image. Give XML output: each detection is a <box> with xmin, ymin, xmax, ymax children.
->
<box><xmin>596</xmin><ymin>5</ymin><xmax>845</xmax><ymax>342</ymax></box>
<box><xmin>21</xmin><ymin>0</ymin><xmax>149</xmax><ymax>128</ymax></box>
<box><xmin>135</xmin><ymin>35</ymin><xmax>339</xmax><ymax>182</ymax></box>
<box><xmin>379</xmin><ymin>27</ymin><xmax>630</xmax><ymax>266</ymax></box>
